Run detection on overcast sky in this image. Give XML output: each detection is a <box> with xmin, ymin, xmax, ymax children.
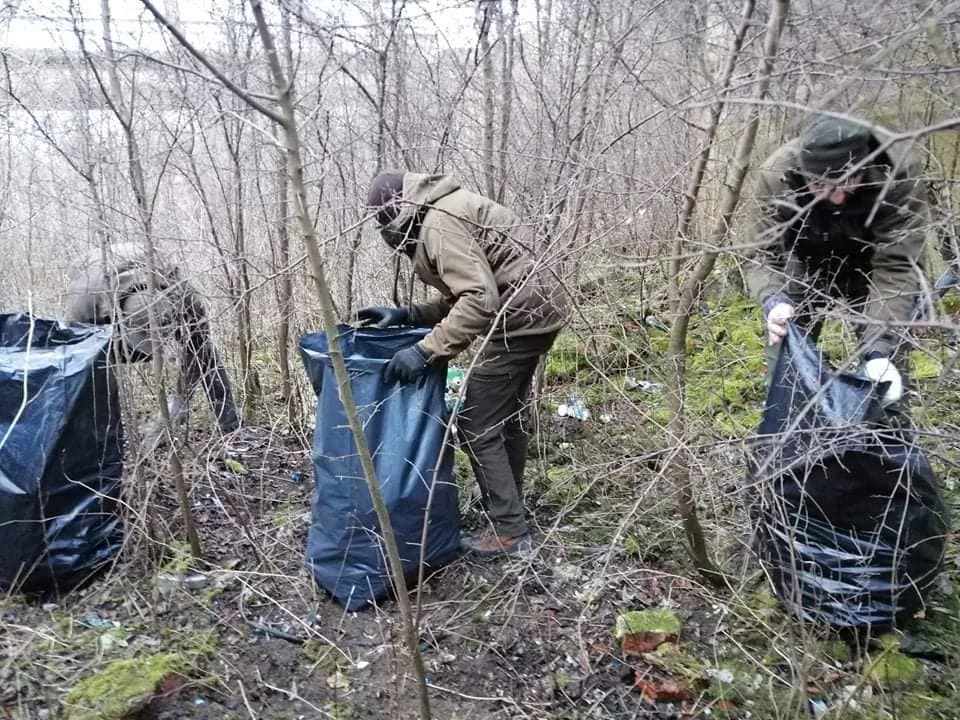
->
<box><xmin>1</xmin><ymin>0</ymin><xmax>479</xmax><ymax>53</ymax></box>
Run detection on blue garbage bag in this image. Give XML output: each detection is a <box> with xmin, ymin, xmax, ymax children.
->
<box><xmin>299</xmin><ymin>325</ymin><xmax>461</xmax><ymax>610</ymax></box>
<box><xmin>749</xmin><ymin>324</ymin><xmax>947</xmax><ymax>628</ymax></box>
<box><xmin>0</xmin><ymin>313</ymin><xmax>124</xmax><ymax>593</ymax></box>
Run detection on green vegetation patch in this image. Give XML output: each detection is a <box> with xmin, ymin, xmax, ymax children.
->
<box><xmin>63</xmin><ymin>653</ymin><xmax>187</xmax><ymax>720</ymax></box>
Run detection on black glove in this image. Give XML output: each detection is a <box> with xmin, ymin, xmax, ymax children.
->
<box><xmin>384</xmin><ymin>343</ymin><xmax>430</xmax><ymax>385</ymax></box>
<box><xmin>356</xmin><ymin>306</ymin><xmax>412</xmax><ymax>329</ymax></box>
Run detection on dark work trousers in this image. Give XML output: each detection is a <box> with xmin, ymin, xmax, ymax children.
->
<box><xmin>458</xmin><ymin>332</ymin><xmax>558</xmax><ymax>538</ymax></box>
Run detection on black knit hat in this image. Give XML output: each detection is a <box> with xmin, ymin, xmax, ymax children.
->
<box><xmin>366</xmin><ymin>171</ymin><xmax>406</xmax><ymax>226</ymax></box>
<box><xmin>798</xmin><ymin>116</ymin><xmax>872</xmax><ymax>180</ymax></box>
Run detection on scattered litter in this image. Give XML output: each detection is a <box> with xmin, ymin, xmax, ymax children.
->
<box><xmin>808</xmin><ymin>698</ymin><xmax>828</xmax><ymax>717</ymax></box>
<box><xmin>353</xmin><ymin>660</ymin><xmax>371</xmax><ymax>670</ymax></box>
<box><xmin>557</xmin><ymin>394</ymin><xmax>590</xmax><ymax>421</ymax></box>
<box><xmin>41</xmin><ymin>602</ymin><xmax>58</xmax><ymax>612</ymax></box>
<box><xmin>326</xmin><ymin>670</ymin><xmax>350</xmax><ymax>690</ymax></box>
<box><xmin>645</xmin><ymin>315</ymin><xmax>669</xmax><ymax>331</ymax></box>
<box><xmin>624</xmin><ymin>376</ymin><xmax>663</xmax><ymax>393</ymax></box>
<box><xmin>156</xmin><ymin>571</ymin><xmax>209</xmax><ymax>596</ymax></box>
<box><xmin>445</xmin><ymin>368</ymin><xmax>465</xmax><ymax>414</ymax></box>
<box><xmin>552</xmin><ymin>563</ymin><xmax>583</xmax><ymax>585</ymax></box>
<box><xmin>248</xmin><ymin>621</ymin><xmax>307</xmax><ymax>644</ymax></box>
<box><xmin>81</xmin><ymin>613</ymin><xmax>113</xmax><ymax>629</ymax></box>
<box><xmin>599</xmin><ymin>413</ymin><xmax>613</xmax><ymax>423</ymax></box>
<box><xmin>289</xmin><ymin>471</ymin><xmax>303</xmax><ymax>483</ymax></box>
<box><xmin>192</xmin><ymin>496</ymin><xmax>216</xmax><ymax>510</ymax></box>
<box><xmin>183</xmin><ymin>573</ymin><xmax>209</xmax><ymax>591</ymax></box>
<box><xmin>705</xmin><ymin>667</ymin><xmax>735</xmax><ymax>684</ymax></box>
<box><xmin>97</xmin><ymin>632</ymin><xmax>127</xmax><ymax>653</ymax></box>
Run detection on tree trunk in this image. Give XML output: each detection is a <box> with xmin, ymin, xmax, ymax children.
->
<box><xmin>664</xmin><ymin>0</ymin><xmax>791</xmax><ymax>585</ymax></box>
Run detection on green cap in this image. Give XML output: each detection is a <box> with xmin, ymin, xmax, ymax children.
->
<box><xmin>798</xmin><ymin>116</ymin><xmax>872</xmax><ymax>179</ymax></box>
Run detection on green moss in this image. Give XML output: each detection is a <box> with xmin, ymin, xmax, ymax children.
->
<box><xmin>545</xmin><ymin>333</ymin><xmax>585</xmax><ymax>382</ymax></box>
<box><xmin>682</xmin><ymin>297</ymin><xmax>766</xmax><ymax>436</ymax></box>
<box><xmin>864</xmin><ymin>648</ymin><xmax>923</xmax><ymax>687</ymax></box>
<box><xmin>538</xmin><ymin>466</ymin><xmax>591</xmax><ymax>507</ymax></box>
<box><xmin>453</xmin><ymin>448</ymin><xmax>472</xmax><ymax>480</ymax></box>
<box><xmin>324</xmin><ymin>703</ymin><xmax>353</xmax><ymax>720</ymax></box>
<box><xmin>614</xmin><ymin>608</ymin><xmax>681</xmax><ymax>638</ymax></box>
<box><xmin>623</xmin><ymin>534</ymin><xmax>642</xmax><ymax>557</ymax></box>
<box><xmin>159</xmin><ymin>542</ymin><xmax>195</xmax><ymax>574</ymax></box>
<box><xmin>267</xmin><ymin>502</ymin><xmax>303</xmax><ymax>529</ymax></box>
<box><xmin>897</xmin><ymin>692</ymin><xmax>943</xmax><ymax>718</ymax></box>
<box><xmin>911</xmin><ymin>348</ymin><xmax>943</xmax><ymax>380</ymax></box>
<box><xmin>823</xmin><ymin>639</ymin><xmax>852</xmax><ymax>663</ymax></box>
<box><xmin>941</xmin><ymin>293</ymin><xmax>960</xmax><ymax>315</ymax></box>
<box><xmin>748</xmin><ymin>587</ymin><xmax>780</xmax><ymax>611</ymax></box>
<box><xmin>742</xmin><ymin>685</ymin><xmax>808</xmax><ymax>719</ymax></box>
<box><xmin>184</xmin><ymin>628</ymin><xmax>219</xmax><ymax>657</ymax></box>
<box><xmin>649</xmin><ymin>406</ymin><xmax>669</xmax><ymax>426</ymax></box>
<box><xmin>63</xmin><ymin>653</ymin><xmax>186</xmax><ymax>720</ymax></box>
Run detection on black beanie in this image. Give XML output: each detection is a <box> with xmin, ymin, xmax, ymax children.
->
<box><xmin>798</xmin><ymin>116</ymin><xmax>872</xmax><ymax>180</ymax></box>
<box><xmin>366</xmin><ymin>171</ymin><xmax>406</xmax><ymax>226</ymax></box>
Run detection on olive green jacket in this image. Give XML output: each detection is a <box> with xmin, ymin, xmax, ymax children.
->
<box><xmin>383</xmin><ymin>173</ymin><xmax>568</xmax><ymax>359</ymax></box>
<box><xmin>744</xmin><ymin>131</ymin><xmax>929</xmax><ymax>355</ymax></box>
<box><xmin>63</xmin><ymin>243</ymin><xmax>240</xmax><ymax>432</ymax></box>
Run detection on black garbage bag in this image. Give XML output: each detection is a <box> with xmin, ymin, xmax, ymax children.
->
<box><xmin>0</xmin><ymin>313</ymin><xmax>124</xmax><ymax>593</ymax></box>
<box><xmin>299</xmin><ymin>325</ymin><xmax>461</xmax><ymax>610</ymax></box>
<box><xmin>749</xmin><ymin>324</ymin><xmax>948</xmax><ymax>628</ymax></box>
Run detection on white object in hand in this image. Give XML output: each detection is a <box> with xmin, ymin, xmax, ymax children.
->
<box><xmin>863</xmin><ymin>358</ymin><xmax>903</xmax><ymax>407</ymax></box>
<box><xmin>766</xmin><ymin>302</ymin><xmax>795</xmax><ymax>346</ymax></box>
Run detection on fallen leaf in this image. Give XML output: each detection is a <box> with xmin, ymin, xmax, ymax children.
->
<box><xmin>634</xmin><ymin>675</ymin><xmax>693</xmax><ymax>704</ymax></box>
<box><xmin>326</xmin><ymin>670</ymin><xmax>350</xmax><ymax>690</ymax></box>
<box><xmin>622</xmin><ymin>631</ymin><xmax>675</xmax><ymax>655</ymax></box>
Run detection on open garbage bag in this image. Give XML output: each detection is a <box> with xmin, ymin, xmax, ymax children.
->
<box><xmin>749</xmin><ymin>324</ymin><xmax>948</xmax><ymax>628</ymax></box>
<box><xmin>299</xmin><ymin>325</ymin><xmax>460</xmax><ymax>610</ymax></box>
<box><xmin>0</xmin><ymin>313</ymin><xmax>124</xmax><ymax>593</ymax></box>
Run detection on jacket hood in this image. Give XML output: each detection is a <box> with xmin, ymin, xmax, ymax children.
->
<box><xmin>388</xmin><ymin>173</ymin><xmax>462</xmax><ymax>228</ymax></box>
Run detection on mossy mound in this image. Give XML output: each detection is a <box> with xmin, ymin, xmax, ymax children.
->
<box><xmin>614</xmin><ymin>608</ymin><xmax>682</xmax><ymax>638</ymax></box>
<box><xmin>63</xmin><ymin>653</ymin><xmax>187</xmax><ymax>720</ymax></box>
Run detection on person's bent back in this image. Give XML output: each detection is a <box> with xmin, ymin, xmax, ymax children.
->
<box><xmin>64</xmin><ymin>243</ymin><xmax>241</xmax><ymax>434</ymax></box>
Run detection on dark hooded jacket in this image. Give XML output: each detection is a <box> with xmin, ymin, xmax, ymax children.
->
<box><xmin>745</xmin><ymin>130</ymin><xmax>930</xmax><ymax>356</ymax></box>
<box><xmin>379</xmin><ymin>174</ymin><xmax>567</xmax><ymax>359</ymax></box>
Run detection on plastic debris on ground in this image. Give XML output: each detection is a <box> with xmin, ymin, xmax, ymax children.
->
<box><xmin>624</xmin><ymin>376</ymin><xmax>663</xmax><ymax>393</ymax></box>
<box><xmin>645</xmin><ymin>315</ymin><xmax>669</xmax><ymax>332</ymax></box>
<box><xmin>445</xmin><ymin>367</ymin><xmax>465</xmax><ymax>415</ymax></box>
<box><xmin>557</xmin><ymin>393</ymin><xmax>590</xmax><ymax>421</ymax></box>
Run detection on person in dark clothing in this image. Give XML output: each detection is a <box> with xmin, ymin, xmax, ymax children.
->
<box><xmin>64</xmin><ymin>243</ymin><xmax>241</xmax><ymax>440</ymax></box>
<box><xmin>359</xmin><ymin>171</ymin><xmax>568</xmax><ymax>557</ymax></box>
<box><xmin>745</xmin><ymin>115</ymin><xmax>931</xmax><ymax>416</ymax></box>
